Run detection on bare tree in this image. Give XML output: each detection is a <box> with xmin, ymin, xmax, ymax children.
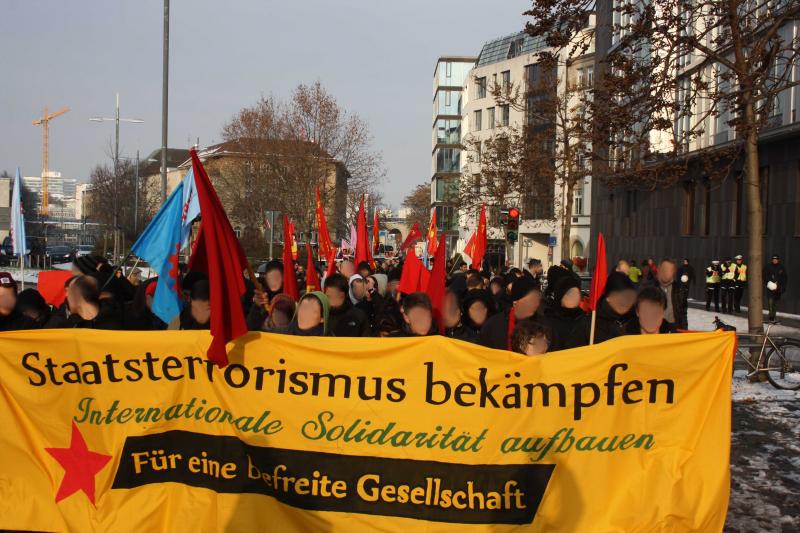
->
<box><xmin>525</xmin><ymin>0</ymin><xmax>800</xmax><ymax>336</ymax></box>
<box><xmin>402</xmin><ymin>183</ymin><xmax>432</xmax><ymax>232</ymax></box>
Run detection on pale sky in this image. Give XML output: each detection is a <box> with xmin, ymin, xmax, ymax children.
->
<box><xmin>0</xmin><ymin>0</ymin><xmax>531</xmax><ymax>207</ymax></box>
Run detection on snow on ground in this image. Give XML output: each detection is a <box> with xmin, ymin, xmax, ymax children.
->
<box><xmin>685</xmin><ymin>308</ymin><xmax>800</xmax><ymax>531</ymax></box>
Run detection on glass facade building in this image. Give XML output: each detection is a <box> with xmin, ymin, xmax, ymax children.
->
<box><xmin>432</xmin><ymin>57</ymin><xmax>476</xmax><ymax>233</ymax></box>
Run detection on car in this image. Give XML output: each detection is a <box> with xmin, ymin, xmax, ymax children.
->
<box><xmin>45</xmin><ymin>245</ymin><xmax>73</xmax><ymax>264</ymax></box>
<box><xmin>73</xmin><ymin>245</ymin><xmax>95</xmax><ymax>258</ymax></box>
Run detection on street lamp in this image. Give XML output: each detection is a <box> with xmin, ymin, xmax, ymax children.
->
<box><xmin>89</xmin><ymin>93</ymin><xmax>143</xmax><ymax>263</ymax></box>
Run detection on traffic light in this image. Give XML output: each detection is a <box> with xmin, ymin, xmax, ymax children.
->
<box><xmin>506</xmin><ymin>207</ymin><xmax>520</xmax><ymax>243</ymax></box>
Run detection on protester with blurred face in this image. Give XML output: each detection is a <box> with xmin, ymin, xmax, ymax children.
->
<box><xmin>391</xmin><ymin>292</ymin><xmax>435</xmax><ymax>337</ymax></box>
<box><xmin>511</xmin><ymin>320</ymin><xmax>550</xmax><ymax>356</ymax></box>
<box><xmin>566</xmin><ymin>272</ymin><xmax>637</xmax><ymax>348</ymax></box>
<box><xmin>628</xmin><ymin>287</ymin><xmax>677</xmax><ymax>334</ymax></box>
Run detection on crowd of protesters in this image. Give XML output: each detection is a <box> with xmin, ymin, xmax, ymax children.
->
<box><xmin>0</xmin><ymin>251</ymin><xmax>705</xmax><ymax>357</ymax></box>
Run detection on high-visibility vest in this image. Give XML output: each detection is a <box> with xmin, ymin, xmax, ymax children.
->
<box><xmin>736</xmin><ymin>264</ymin><xmax>747</xmax><ymax>282</ymax></box>
<box><xmin>706</xmin><ymin>266</ymin><xmax>720</xmax><ymax>284</ymax></box>
<box><xmin>722</xmin><ymin>264</ymin><xmax>736</xmax><ymax>281</ymax></box>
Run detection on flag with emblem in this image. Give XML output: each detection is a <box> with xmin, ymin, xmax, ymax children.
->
<box><xmin>131</xmin><ymin>181</ymin><xmax>186</xmax><ymax>324</ymax></box>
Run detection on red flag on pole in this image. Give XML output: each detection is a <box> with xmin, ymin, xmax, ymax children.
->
<box><xmin>426</xmin><ymin>209</ymin><xmax>438</xmax><ymax>257</ymax></box>
<box><xmin>305</xmin><ymin>242</ymin><xmax>321</xmax><ymax>292</ymax></box>
<box><xmin>282</xmin><ymin>215</ymin><xmax>300</xmax><ymax>301</ymax></box>
<box><xmin>464</xmin><ymin>231</ymin><xmax>476</xmax><ymax>259</ymax></box>
<box><xmin>399</xmin><ymin>223</ymin><xmax>422</xmax><ymax>253</ymax></box>
<box><xmin>315</xmin><ymin>186</ymin><xmax>333</xmax><ymax>261</ymax></box>
<box><xmin>187</xmin><ymin>149</ymin><xmax>249</xmax><ymax>368</ymax></box>
<box><xmin>355</xmin><ymin>195</ymin><xmax>370</xmax><ymax>266</ymax></box>
<box><xmin>426</xmin><ymin>234</ymin><xmax>447</xmax><ymax>334</ymax></box>
<box><xmin>471</xmin><ymin>204</ymin><xmax>487</xmax><ymax>270</ymax></box>
<box><xmin>372</xmin><ymin>209</ymin><xmax>380</xmax><ymax>255</ymax></box>
<box><xmin>588</xmin><ymin>232</ymin><xmax>608</xmax><ymax>311</ymax></box>
<box><xmin>398</xmin><ymin>248</ymin><xmax>423</xmax><ymax>295</ymax></box>
<box><xmin>325</xmin><ymin>246</ymin><xmax>338</xmax><ymax>280</ymax></box>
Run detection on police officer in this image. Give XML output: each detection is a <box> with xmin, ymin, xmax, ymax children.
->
<box><xmin>705</xmin><ymin>260</ymin><xmax>722</xmax><ymax>312</ymax></box>
<box><xmin>720</xmin><ymin>258</ymin><xmax>736</xmax><ymax>313</ymax></box>
<box><xmin>733</xmin><ymin>254</ymin><xmax>747</xmax><ymax>313</ymax></box>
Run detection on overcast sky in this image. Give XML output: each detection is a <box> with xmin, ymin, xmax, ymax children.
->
<box><xmin>1</xmin><ymin>0</ymin><xmax>531</xmax><ymax>207</ymax></box>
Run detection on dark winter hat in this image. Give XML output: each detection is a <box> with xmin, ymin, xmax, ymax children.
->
<box><xmin>16</xmin><ymin>288</ymin><xmax>48</xmax><ymax>315</ymax></box>
<box><xmin>552</xmin><ymin>275</ymin><xmax>582</xmax><ymax>307</ymax></box>
<box><xmin>357</xmin><ymin>261</ymin><xmax>372</xmax><ymax>273</ymax></box>
<box><xmin>510</xmin><ymin>276</ymin><xmax>541</xmax><ymax>302</ymax></box>
<box><xmin>0</xmin><ymin>272</ymin><xmax>16</xmax><ymax>289</ymax></box>
<box><xmin>560</xmin><ymin>258</ymin><xmax>574</xmax><ymax>270</ymax></box>
<box><xmin>602</xmin><ymin>271</ymin><xmax>636</xmax><ymax>298</ymax></box>
<box><xmin>181</xmin><ymin>271</ymin><xmax>208</xmax><ymax>294</ymax></box>
<box><xmin>462</xmin><ymin>288</ymin><xmax>496</xmax><ymax>315</ymax></box>
<box><xmin>73</xmin><ymin>255</ymin><xmax>100</xmax><ymax>274</ymax></box>
<box><xmin>387</xmin><ymin>268</ymin><xmax>402</xmax><ymax>283</ymax></box>
<box><xmin>545</xmin><ymin>265</ymin><xmax>569</xmax><ymax>293</ymax></box>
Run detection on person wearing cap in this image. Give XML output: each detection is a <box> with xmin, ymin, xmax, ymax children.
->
<box><xmin>543</xmin><ymin>275</ymin><xmax>586</xmax><ymax>351</ymax></box>
<box><xmin>461</xmin><ymin>288</ymin><xmax>496</xmax><ymax>337</ymax></box>
<box><xmin>720</xmin><ymin>258</ymin><xmax>736</xmax><ymax>314</ymax></box>
<box><xmin>283</xmin><ymin>291</ymin><xmax>331</xmax><ymax>336</ymax></box>
<box><xmin>566</xmin><ymin>272</ymin><xmax>637</xmax><ymax>348</ymax></box>
<box><xmin>64</xmin><ymin>275</ymin><xmax>124</xmax><ymax>330</ymax></box>
<box><xmin>323</xmin><ymin>273</ymin><xmax>371</xmax><ymax>337</ymax></box>
<box><xmin>0</xmin><ymin>273</ymin><xmax>40</xmax><ymax>331</ymax></box>
<box><xmin>16</xmin><ymin>288</ymin><xmax>67</xmax><ymax>329</ymax></box>
<box><xmin>764</xmin><ymin>254</ymin><xmax>787</xmax><ymax>323</ymax></box>
<box><xmin>442</xmin><ymin>290</ymin><xmax>478</xmax><ymax>343</ymax></box>
<box><xmin>705</xmin><ymin>260</ymin><xmax>722</xmax><ymax>312</ymax></box>
<box><xmin>733</xmin><ymin>255</ymin><xmax>747</xmax><ymax>313</ymax></box>
<box><xmin>71</xmin><ymin>254</ymin><xmax>102</xmax><ymax>276</ymax></box>
<box><xmin>479</xmin><ymin>276</ymin><xmax>543</xmax><ymax>351</ymax></box>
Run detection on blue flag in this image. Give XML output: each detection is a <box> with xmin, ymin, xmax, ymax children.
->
<box><xmin>10</xmin><ymin>168</ymin><xmax>26</xmax><ymax>257</ymax></box>
<box><xmin>131</xmin><ymin>182</ymin><xmax>185</xmax><ymax>323</ymax></box>
<box><xmin>179</xmin><ymin>168</ymin><xmax>200</xmax><ymax>249</ymax></box>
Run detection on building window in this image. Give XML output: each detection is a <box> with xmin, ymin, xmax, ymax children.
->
<box><xmin>500</xmin><ymin>105</ymin><xmax>510</xmax><ymax>127</ymax></box>
<box><xmin>436</xmin><ymin>89</ymin><xmax>461</xmax><ymax>115</ymax></box>
<box><xmin>573</xmin><ymin>186</ymin><xmax>584</xmax><ymax>216</ymax></box>
<box><xmin>473</xmin><ymin>110</ymin><xmax>482</xmax><ymax>131</ymax></box>
<box><xmin>699</xmin><ymin>183</ymin><xmax>711</xmax><ymax>236</ymax></box>
<box><xmin>435</xmin><ymin>205</ymin><xmax>457</xmax><ymax>231</ymax></box>
<box><xmin>577</xmin><ymin>68</ymin><xmax>585</xmax><ymax>88</ymax></box>
<box><xmin>526</xmin><ymin>63</ymin><xmax>540</xmax><ymax>89</ymax></box>
<box><xmin>476</xmin><ymin>77</ymin><xmax>486</xmax><ymax>99</ymax></box>
<box><xmin>435</xmin><ymin>148</ymin><xmax>461</xmax><ymax>173</ymax></box>
<box><xmin>586</xmin><ymin>66</ymin><xmax>594</xmax><ymax>86</ymax></box>
<box><xmin>501</xmin><ymin>70</ymin><xmax>510</xmax><ymax>91</ymax></box>
<box><xmin>760</xmin><ymin>166</ymin><xmax>769</xmax><ymax>235</ymax></box>
<box><xmin>435</xmin><ymin>119</ymin><xmax>460</xmax><ymax>145</ymax></box>
<box><xmin>507</xmin><ymin>38</ymin><xmax>524</xmax><ymax>59</ymax></box>
<box><xmin>487</xmin><ymin>107</ymin><xmax>496</xmax><ymax>129</ymax></box>
<box><xmin>434</xmin><ymin>177</ymin><xmax>458</xmax><ymax>203</ymax></box>
<box><xmin>682</xmin><ymin>182</ymin><xmax>695</xmax><ymax>235</ymax></box>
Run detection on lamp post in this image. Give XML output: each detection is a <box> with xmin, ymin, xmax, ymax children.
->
<box><xmin>89</xmin><ymin>93</ymin><xmax>143</xmax><ymax>263</ymax></box>
<box><xmin>161</xmin><ymin>0</ymin><xmax>170</xmax><ymax>203</ymax></box>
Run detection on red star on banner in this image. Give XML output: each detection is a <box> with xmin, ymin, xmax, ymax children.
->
<box><xmin>45</xmin><ymin>422</ymin><xmax>111</xmax><ymax>505</ymax></box>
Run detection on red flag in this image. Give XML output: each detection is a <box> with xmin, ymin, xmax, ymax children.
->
<box><xmin>37</xmin><ymin>270</ymin><xmax>73</xmax><ymax>307</ymax></box>
<box><xmin>398</xmin><ymin>248</ymin><xmax>423</xmax><ymax>295</ymax></box>
<box><xmin>325</xmin><ymin>246</ymin><xmax>338</xmax><ymax>280</ymax></box>
<box><xmin>282</xmin><ymin>215</ymin><xmax>300</xmax><ymax>301</ymax></box>
<box><xmin>372</xmin><ymin>209</ymin><xmax>380</xmax><ymax>255</ymax></box>
<box><xmin>419</xmin><ymin>265</ymin><xmax>431</xmax><ymax>292</ymax></box>
<box><xmin>399</xmin><ymin>223</ymin><xmax>422</xmax><ymax>253</ymax></box>
<box><xmin>305</xmin><ymin>242</ymin><xmax>321</xmax><ymax>292</ymax></box>
<box><xmin>463</xmin><ymin>231</ymin><xmax>476</xmax><ymax>259</ymax></box>
<box><xmin>354</xmin><ymin>195</ymin><xmax>370</xmax><ymax>266</ymax></box>
<box><xmin>426</xmin><ymin>234</ymin><xmax>447</xmax><ymax>334</ymax></box>
<box><xmin>471</xmin><ymin>204</ymin><xmax>487</xmax><ymax>270</ymax></box>
<box><xmin>288</xmin><ymin>220</ymin><xmax>298</xmax><ymax>261</ymax></box>
<box><xmin>426</xmin><ymin>209</ymin><xmax>438</xmax><ymax>257</ymax></box>
<box><xmin>315</xmin><ymin>186</ymin><xmax>333</xmax><ymax>261</ymax></box>
<box><xmin>187</xmin><ymin>149</ymin><xmax>249</xmax><ymax>368</ymax></box>
<box><xmin>588</xmin><ymin>232</ymin><xmax>608</xmax><ymax>311</ymax></box>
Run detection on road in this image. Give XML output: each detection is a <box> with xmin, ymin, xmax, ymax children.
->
<box><xmin>687</xmin><ymin>308</ymin><xmax>800</xmax><ymax>532</ymax></box>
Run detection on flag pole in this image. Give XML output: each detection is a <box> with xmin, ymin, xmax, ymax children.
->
<box><xmin>19</xmin><ymin>255</ymin><xmax>24</xmax><ymax>291</ymax></box>
<box><xmin>589</xmin><ymin>310</ymin><xmax>597</xmax><ymax>345</ymax></box>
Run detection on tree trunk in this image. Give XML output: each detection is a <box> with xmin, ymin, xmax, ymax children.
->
<box><xmin>742</xmin><ymin>97</ymin><xmax>765</xmax><ymax>376</ymax></box>
<box><xmin>561</xmin><ymin>180</ymin><xmax>575</xmax><ymax>261</ymax></box>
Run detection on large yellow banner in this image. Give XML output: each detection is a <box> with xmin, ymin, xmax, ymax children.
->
<box><xmin>0</xmin><ymin>330</ymin><xmax>734</xmax><ymax>532</ymax></box>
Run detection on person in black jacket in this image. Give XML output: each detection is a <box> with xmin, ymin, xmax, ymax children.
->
<box><xmin>566</xmin><ymin>272</ymin><xmax>637</xmax><ymax>348</ymax></box>
<box><xmin>479</xmin><ymin>277</ymin><xmax>543</xmax><ymax>350</ymax></box>
<box><xmin>0</xmin><ymin>273</ymin><xmax>41</xmax><ymax>331</ymax></box>
<box><xmin>324</xmin><ymin>273</ymin><xmax>371</xmax><ymax>337</ymax></box>
<box><xmin>442</xmin><ymin>290</ymin><xmax>478</xmax><ymax>343</ymax></box>
<box><xmin>543</xmin><ymin>276</ymin><xmax>586</xmax><ymax>351</ymax></box>
<box><xmin>764</xmin><ymin>254</ymin><xmax>788</xmax><ymax>323</ymax></box>
<box><xmin>16</xmin><ymin>288</ymin><xmax>67</xmax><ymax>329</ymax></box>
<box><xmin>649</xmin><ymin>258</ymin><xmax>688</xmax><ymax>330</ymax></box>
<box><xmin>626</xmin><ymin>286</ymin><xmax>679</xmax><ymax>334</ymax></box>
<box><xmin>390</xmin><ymin>292</ymin><xmax>437</xmax><ymax>337</ymax></box>
<box><xmin>63</xmin><ymin>275</ymin><xmax>124</xmax><ymax>330</ymax></box>
<box><xmin>461</xmin><ymin>289</ymin><xmax>496</xmax><ymax>338</ymax></box>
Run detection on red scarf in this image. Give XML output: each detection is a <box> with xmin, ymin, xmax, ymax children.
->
<box><xmin>506</xmin><ymin>308</ymin><xmax>517</xmax><ymax>351</ymax></box>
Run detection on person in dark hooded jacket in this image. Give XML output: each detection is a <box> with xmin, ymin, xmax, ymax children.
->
<box><xmin>324</xmin><ymin>273</ymin><xmax>371</xmax><ymax>337</ymax></box>
<box><xmin>284</xmin><ymin>291</ymin><xmax>330</xmax><ymax>336</ymax></box>
<box><xmin>390</xmin><ymin>292</ymin><xmax>437</xmax><ymax>337</ymax></box>
<box><xmin>0</xmin><ymin>274</ymin><xmax>42</xmax><ymax>331</ymax></box>
<box><xmin>543</xmin><ymin>276</ymin><xmax>586</xmax><ymax>351</ymax></box>
<box><xmin>566</xmin><ymin>272</ymin><xmax>637</xmax><ymax>348</ymax></box>
<box><xmin>442</xmin><ymin>290</ymin><xmax>478</xmax><ymax>343</ymax></box>
<box><xmin>461</xmin><ymin>288</ymin><xmax>495</xmax><ymax>337</ymax></box>
<box><xmin>479</xmin><ymin>277</ymin><xmax>543</xmax><ymax>350</ymax></box>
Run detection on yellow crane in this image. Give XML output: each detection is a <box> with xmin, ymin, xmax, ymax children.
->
<box><xmin>32</xmin><ymin>106</ymin><xmax>70</xmax><ymax>217</ymax></box>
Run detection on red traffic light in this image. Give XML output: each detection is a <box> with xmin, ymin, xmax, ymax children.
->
<box><xmin>508</xmin><ymin>207</ymin><xmax>520</xmax><ymax>219</ymax></box>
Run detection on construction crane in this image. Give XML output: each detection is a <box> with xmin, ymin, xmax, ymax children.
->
<box><xmin>32</xmin><ymin>106</ymin><xmax>70</xmax><ymax>217</ymax></box>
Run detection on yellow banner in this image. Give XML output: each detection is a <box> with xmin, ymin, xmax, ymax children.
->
<box><xmin>0</xmin><ymin>330</ymin><xmax>734</xmax><ymax>532</ymax></box>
